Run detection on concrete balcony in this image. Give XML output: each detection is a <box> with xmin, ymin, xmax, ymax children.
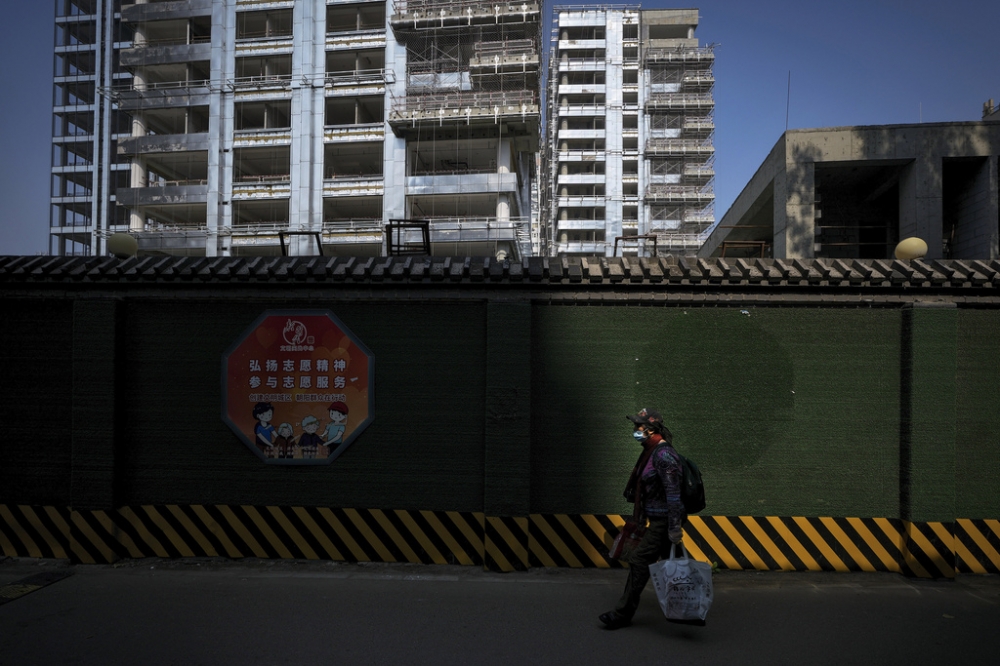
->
<box><xmin>323</xmin><ymin>177</ymin><xmax>384</xmax><ymax>197</ymax></box>
<box><xmin>236</xmin><ymin>0</ymin><xmax>295</xmax><ymax>9</ymax></box>
<box><xmin>54</xmin><ymin>74</ymin><xmax>96</xmax><ymax>85</ymax></box>
<box><xmin>116</xmin><ymin>182</ymin><xmax>209</xmax><ymax>206</ymax></box>
<box><xmin>645</xmin><ymin>138</ymin><xmax>714</xmax><ymax>157</ymax></box>
<box><xmin>556</xmin><ymin>58</ymin><xmax>605</xmax><ymax>72</ymax></box>
<box><xmin>644</xmin><ymin>185</ymin><xmax>715</xmax><ymax>204</ymax></box>
<box><xmin>232</xmin><ymin>176</ymin><xmax>292</xmax><ymax>199</ymax></box>
<box><xmin>120</xmin><ymin>42</ymin><xmax>211</xmax><ymax>67</ymax></box>
<box><xmin>556</xmin><ymin>195</ymin><xmax>605</xmax><ymax>208</ymax></box>
<box><xmin>324</xmin><ymin>124</ymin><xmax>385</xmax><ymax>143</ymax></box>
<box><xmin>326</xmin><ymin>30</ymin><xmax>386</xmax><ymax>50</ymax></box>
<box><xmin>389</xmin><ymin>91</ymin><xmax>539</xmax><ymax>137</ymax></box>
<box><xmin>557</xmin><ymin>174</ymin><xmax>604</xmax><ymax>186</ymax></box>
<box><xmin>406</xmin><ymin>173</ymin><xmax>518</xmax><ymax>196</ymax></box>
<box><xmin>556</xmin><ymin>12</ymin><xmax>611</xmax><ymax>26</ymax></box>
<box><xmin>553</xmin><ymin>240</ymin><xmax>606</xmax><ymax>254</ymax></box>
<box><xmin>235</xmin><ymin>37</ymin><xmax>294</xmax><ymax>57</ymax></box>
<box><xmin>556</xmin><ymin>129</ymin><xmax>605</xmax><ymax>140</ymax></box>
<box><xmin>645</xmin><ymin>93</ymin><xmax>714</xmax><ymax>111</ymax></box>
<box><xmin>111</xmin><ymin>81</ymin><xmax>213</xmax><ymax>110</ymax></box>
<box><xmin>54</xmin><ymin>103</ymin><xmax>96</xmax><ymax>115</ymax></box>
<box><xmin>325</xmin><ymin>70</ymin><xmax>386</xmax><ymax>95</ymax></box>
<box><xmin>556</xmin><ymin>150</ymin><xmax>605</xmax><ymax>162</ymax></box>
<box><xmin>121</xmin><ymin>0</ymin><xmax>212</xmax><ymax>22</ymax></box>
<box><xmin>643</xmin><ymin>46</ymin><xmax>715</xmax><ymax>65</ymax></box>
<box><xmin>229</xmin><ymin>75</ymin><xmax>293</xmax><ymax>93</ymax></box>
<box><xmin>51</xmin><ymin>164</ymin><xmax>94</xmax><ymax>175</ymax></box>
<box><xmin>118</xmin><ymin>133</ymin><xmax>210</xmax><ymax>155</ymax></box>
<box><xmin>469</xmin><ymin>52</ymin><xmax>540</xmax><ymax>76</ymax></box>
<box><xmin>557</xmin><ymin>84</ymin><xmax>606</xmax><ymax>95</ymax></box>
<box><xmin>557</xmin><ymin>40</ymin><xmax>605</xmax><ymax>50</ymax></box>
<box><xmin>233</xmin><ymin>129</ymin><xmax>293</xmax><ymax>148</ymax></box>
<box><xmin>556</xmin><ymin>218</ymin><xmax>606</xmax><ymax>231</ymax></box>
<box><xmin>390</xmin><ymin>1</ymin><xmax>540</xmax><ymax>33</ymax></box>
<box><xmin>557</xmin><ymin>105</ymin><xmax>605</xmax><ymax>117</ymax></box>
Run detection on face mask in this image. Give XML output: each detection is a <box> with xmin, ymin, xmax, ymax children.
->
<box><xmin>632</xmin><ymin>430</ymin><xmax>648</xmax><ymax>442</ymax></box>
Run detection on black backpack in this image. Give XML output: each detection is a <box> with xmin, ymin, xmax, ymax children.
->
<box><xmin>677</xmin><ymin>453</ymin><xmax>706</xmax><ymax>514</ymax></box>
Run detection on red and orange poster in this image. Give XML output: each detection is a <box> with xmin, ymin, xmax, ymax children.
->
<box><xmin>222</xmin><ymin>310</ymin><xmax>374</xmax><ymax>464</ymax></box>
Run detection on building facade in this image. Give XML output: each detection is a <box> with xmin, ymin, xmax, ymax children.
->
<box><xmin>546</xmin><ymin>6</ymin><xmax>715</xmax><ymax>257</ymax></box>
<box><xmin>50</xmin><ymin>0</ymin><xmax>540</xmax><ymax>258</ymax></box>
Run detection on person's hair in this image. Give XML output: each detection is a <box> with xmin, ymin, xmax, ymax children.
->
<box><xmin>277</xmin><ymin>422</ymin><xmax>293</xmax><ymax>436</ymax></box>
<box><xmin>301</xmin><ymin>415</ymin><xmax>319</xmax><ymax>428</ymax></box>
<box><xmin>253</xmin><ymin>402</ymin><xmax>274</xmax><ymax>420</ymax></box>
<box><xmin>659</xmin><ymin>426</ymin><xmax>673</xmax><ymax>446</ymax></box>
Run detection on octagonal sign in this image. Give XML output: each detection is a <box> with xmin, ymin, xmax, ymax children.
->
<box><xmin>222</xmin><ymin>310</ymin><xmax>374</xmax><ymax>464</ymax></box>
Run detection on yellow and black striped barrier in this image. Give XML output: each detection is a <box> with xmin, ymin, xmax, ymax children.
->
<box><xmin>1</xmin><ymin>505</ymin><xmax>997</xmax><ymax>578</ymax></box>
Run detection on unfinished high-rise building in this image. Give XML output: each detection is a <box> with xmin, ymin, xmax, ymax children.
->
<box><xmin>546</xmin><ymin>6</ymin><xmax>715</xmax><ymax>257</ymax></box>
<box><xmin>51</xmin><ymin>0</ymin><xmax>133</xmax><ymax>256</ymax></box>
<box><xmin>50</xmin><ymin>0</ymin><xmax>540</xmax><ymax>258</ymax></box>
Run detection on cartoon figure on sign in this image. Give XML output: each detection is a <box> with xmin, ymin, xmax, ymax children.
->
<box><xmin>274</xmin><ymin>422</ymin><xmax>297</xmax><ymax>459</ymax></box>
<box><xmin>321</xmin><ymin>401</ymin><xmax>349</xmax><ymax>450</ymax></box>
<box><xmin>252</xmin><ymin>402</ymin><xmax>276</xmax><ymax>453</ymax></box>
<box><xmin>298</xmin><ymin>416</ymin><xmax>326</xmax><ymax>459</ymax></box>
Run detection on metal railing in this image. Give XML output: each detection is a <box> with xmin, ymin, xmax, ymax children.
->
<box><xmin>645</xmin><ymin>138</ymin><xmax>715</xmax><ymax>155</ymax></box>
<box><xmin>325</xmin><ymin>69</ymin><xmax>386</xmax><ymax>86</ymax></box>
<box><xmin>645</xmin><ymin>93</ymin><xmax>715</xmax><ymax>108</ymax></box>
<box><xmin>644</xmin><ymin>45</ymin><xmax>715</xmax><ymax>64</ymax></box>
<box><xmin>390</xmin><ymin>90</ymin><xmax>539</xmax><ymax>117</ymax></box>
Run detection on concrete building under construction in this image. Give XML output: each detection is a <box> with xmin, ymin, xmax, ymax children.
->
<box><xmin>51</xmin><ymin>0</ymin><xmax>540</xmax><ymax>258</ymax></box>
<box><xmin>545</xmin><ymin>6</ymin><xmax>715</xmax><ymax>257</ymax></box>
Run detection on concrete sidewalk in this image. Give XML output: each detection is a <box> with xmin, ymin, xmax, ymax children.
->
<box><xmin>2</xmin><ymin>557</ymin><xmax>998</xmax><ymax>665</ymax></box>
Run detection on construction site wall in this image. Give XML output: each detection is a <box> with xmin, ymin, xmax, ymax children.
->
<box><xmin>2</xmin><ymin>261</ymin><xmax>998</xmax><ymax>575</ymax></box>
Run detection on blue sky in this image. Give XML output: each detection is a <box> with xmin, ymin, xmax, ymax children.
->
<box><xmin>1</xmin><ymin>0</ymin><xmax>997</xmax><ymax>255</ymax></box>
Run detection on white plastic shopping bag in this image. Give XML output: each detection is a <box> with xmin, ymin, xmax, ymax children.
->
<box><xmin>649</xmin><ymin>543</ymin><xmax>713</xmax><ymax>625</ymax></box>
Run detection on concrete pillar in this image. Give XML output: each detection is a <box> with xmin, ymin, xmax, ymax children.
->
<box><xmin>207</xmin><ymin>0</ymin><xmax>236</xmax><ymax>257</ymax></box>
<box><xmin>773</xmin><ymin>157</ymin><xmax>815</xmax><ymax>259</ymax></box>
<box><xmin>288</xmin><ymin>0</ymin><xmax>327</xmax><ymax>256</ymax></box>
<box><xmin>497</xmin><ymin>138</ymin><xmax>511</xmax><ymax>173</ymax></box>
<box><xmin>496</xmin><ymin>194</ymin><xmax>510</xmax><ymax>221</ymax></box>
<box><xmin>899</xmin><ymin>156</ymin><xmax>944</xmax><ymax>259</ymax></box>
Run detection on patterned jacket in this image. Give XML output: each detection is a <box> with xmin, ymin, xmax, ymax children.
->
<box><xmin>640</xmin><ymin>443</ymin><xmax>686</xmax><ymax>543</ymax></box>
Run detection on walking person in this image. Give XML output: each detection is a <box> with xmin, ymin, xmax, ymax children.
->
<box><xmin>600</xmin><ymin>408</ymin><xmax>687</xmax><ymax>629</ymax></box>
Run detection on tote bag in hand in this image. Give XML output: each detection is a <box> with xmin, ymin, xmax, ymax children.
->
<box><xmin>649</xmin><ymin>543</ymin><xmax>713</xmax><ymax>625</ymax></box>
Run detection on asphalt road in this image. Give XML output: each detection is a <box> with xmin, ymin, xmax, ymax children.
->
<box><xmin>2</xmin><ymin>557</ymin><xmax>998</xmax><ymax>666</ymax></box>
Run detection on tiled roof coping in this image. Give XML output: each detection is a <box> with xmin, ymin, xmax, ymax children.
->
<box><xmin>3</xmin><ymin>255</ymin><xmax>1000</xmax><ymax>293</ymax></box>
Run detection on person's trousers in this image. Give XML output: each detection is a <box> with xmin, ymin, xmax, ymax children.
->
<box><xmin>614</xmin><ymin>517</ymin><xmax>674</xmax><ymax>619</ymax></box>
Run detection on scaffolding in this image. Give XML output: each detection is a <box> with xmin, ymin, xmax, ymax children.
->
<box><xmin>642</xmin><ymin>41</ymin><xmax>716</xmax><ymax>254</ymax></box>
<box><xmin>387</xmin><ymin>0</ymin><xmax>542</xmax><ymax>260</ymax></box>
<box><xmin>387</xmin><ymin>0</ymin><xmax>541</xmax><ymax>134</ymax></box>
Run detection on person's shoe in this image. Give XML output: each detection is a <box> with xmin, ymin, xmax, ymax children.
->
<box><xmin>598</xmin><ymin>610</ymin><xmax>632</xmax><ymax>629</ymax></box>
